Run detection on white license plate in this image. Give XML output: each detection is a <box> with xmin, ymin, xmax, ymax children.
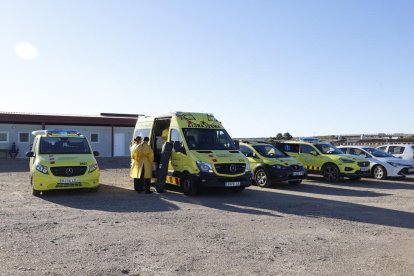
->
<box><xmin>225</xmin><ymin>182</ymin><xmax>241</xmax><ymax>187</ymax></box>
<box><xmin>59</xmin><ymin>178</ymin><xmax>80</xmax><ymax>184</ymax></box>
<box><xmin>409</xmin><ymin>168</ymin><xmax>414</xmax><ymax>173</ymax></box>
<box><xmin>292</xmin><ymin>172</ymin><xmax>304</xmax><ymax>176</ymax></box>
<box><xmin>360</xmin><ymin>167</ymin><xmax>369</xmax><ymax>172</ymax></box>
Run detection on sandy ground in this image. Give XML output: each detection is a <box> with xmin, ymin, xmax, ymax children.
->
<box><xmin>0</xmin><ymin>157</ymin><xmax>413</xmax><ymax>276</ymax></box>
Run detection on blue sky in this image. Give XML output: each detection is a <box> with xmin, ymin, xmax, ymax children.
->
<box><xmin>1</xmin><ymin>1</ymin><xmax>413</xmax><ymax>137</ymax></box>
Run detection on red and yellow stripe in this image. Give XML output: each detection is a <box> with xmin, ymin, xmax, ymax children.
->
<box><xmin>166</xmin><ymin>176</ymin><xmax>181</xmax><ymax>185</ymax></box>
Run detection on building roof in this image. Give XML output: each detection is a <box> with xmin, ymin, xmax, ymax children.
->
<box><xmin>0</xmin><ymin>111</ymin><xmax>137</xmax><ymax>127</ymax></box>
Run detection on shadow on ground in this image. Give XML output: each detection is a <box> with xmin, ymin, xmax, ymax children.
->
<box><xmin>39</xmin><ymin>183</ymin><xmax>180</xmax><ymax>213</ymax></box>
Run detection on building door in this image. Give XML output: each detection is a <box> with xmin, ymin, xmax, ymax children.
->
<box><xmin>114</xmin><ymin>133</ymin><xmax>126</xmax><ymax>156</ymax></box>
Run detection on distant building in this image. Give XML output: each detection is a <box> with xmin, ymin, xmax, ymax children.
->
<box><xmin>0</xmin><ymin>112</ymin><xmax>139</xmax><ymax>158</ymax></box>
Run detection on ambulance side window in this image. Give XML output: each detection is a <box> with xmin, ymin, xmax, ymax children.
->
<box><xmin>135</xmin><ymin>128</ymin><xmax>150</xmax><ymax>139</ymax></box>
<box><xmin>170</xmin><ymin>129</ymin><xmax>183</xmax><ymax>144</ymax></box>
<box><xmin>283</xmin><ymin>143</ymin><xmax>299</xmax><ymax>153</ymax></box>
<box><xmin>239</xmin><ymin>145</ymin><xmax>253</xmax><ymax>157</ymax></box>
<box><xmin>300</xmin><ymin>144</ymin><xmax>315</xmax><ymax>154</ymax></box>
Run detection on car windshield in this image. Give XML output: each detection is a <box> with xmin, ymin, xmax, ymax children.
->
<box><xmin>182</xmin><ymin>128</ymin><xmax>237</xmax><ymax>150</ymax></box>
<box><xmin>363</xmin><ymin>147</ymin><xmax>394</xmax><ymax>158</ymax></box>
<box><xmin>314</xmin><ymin>143</ymin><xmax>343</xmax><ymax>154</ymax></box>
<box><xmin>40</xmin><ymin>137</ymin><xmax>91</xmax><ymax>154</ymax></box>
<box><xmin>253</xmin><ymin>145</ymin><xmax>288</xmax><ymax>158</ymax></box>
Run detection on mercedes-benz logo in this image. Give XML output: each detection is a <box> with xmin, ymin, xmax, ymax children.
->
<box><xmin>65</xmin><ymin>168</ymin><xmax>74</xmax><ymax>175</ymax></box>
<box><xmin>230</xmin><ymin>164</ymin><xmax>237</xmax><ymax>173</ymax></box>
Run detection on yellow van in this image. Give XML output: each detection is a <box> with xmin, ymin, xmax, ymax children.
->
<box><xmin>133</xmin><ymin>112</ymin><xmax>251</xmax><ymax>195</ymax></box>
<box><xmin>26</xmin><ymin>130</ymin><xmax>100</xmax><ymax>196</ymax></box>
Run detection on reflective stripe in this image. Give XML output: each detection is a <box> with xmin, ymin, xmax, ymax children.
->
<box><xmin>306</xmin><ymin>165</ymin><xmax>320</xmax><ymax>171</ymax></box>
<box><xmin>166</xmin><ymin>176</ymin><xmax>181</xmax><ymax>185</ymax></box>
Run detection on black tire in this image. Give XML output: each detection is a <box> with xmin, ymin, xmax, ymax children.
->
<box><xmin>31</xmin><ymin>177</ymin><xmax>41</xmax><ymax>196</ymax></box>
<box><xmin>231</xmin><ymin>187</ymin><xmax>245</xmax><ymax>193</ymax></box>
<box><xmin>32</xmin><ymin>188</ymin><xmax>41</xmax><ymax>196</ymax></box>
<box><xmin>322</xmin><ymin>164</ymin><xmax>340</xmax><ymax>182</ymax></box>
<box><xmin>372</xmin><ymin>165</ymin><xmax>387</xmax><ymax>180</ymax></box>
<box><xmin>254</xmin><ymin>168</ymin><xmax>271</xmax><ymax>188</ymax></box>
<box><xmin>181</xmin><ymin>174</ymin><xmax>198</xmax><ymax>196</ymax></box>
<box><xmin>288</xmin><ymin>180</ymin><xmax>302</xmax><ymax>185</ymax></box>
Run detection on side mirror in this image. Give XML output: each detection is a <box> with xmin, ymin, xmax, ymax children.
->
<box><xmin>234</xmin><ymin>140</ymin><xmax>240</xmax><ymax>150</ymax></box>
<box><xmin>173</xmin><ymin>141</ymin><xmax>186</xmax><ymax>154</ymax></box>
<box><xmin>26</xmin><ymin>151</ymin><xmax>35</xmax><ymax>158</ymax></box>
<box><xmin>310</xmin><ymin>151</ymin><xmax>318</xmax><ymax>156</ymax></box>
<box><xmin>93</xmin><ymin>151</ymin><xmax>100</xmax><ymax>157</ymax></box>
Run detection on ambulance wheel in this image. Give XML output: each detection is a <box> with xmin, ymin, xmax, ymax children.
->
<box><xmin>322</xmin><ymin>164</ymin><xmax>340</xmax><ymax>182</ymax></box>
<box><xmin>31</xmin><ymin>177</ymin><xmax>41</xmax><ymax>196</ymax></box>
<box><xmin>182</xmin><ymin>174</ymin><xmax>197</xmax><ymax>196</ymax></box>
<box><xmin>372</xmin><ymin>165</ymin><xmax>387</xmax><ymax>180</ymax></box>
<box><xmin>288</xmin><ymin>180</ymin><xmax>302</xmax><ymax>185</ymax></box>
<box><xmin>255</xmin><ymin>168</ymin><xmax>271</xmax><ymax>188</ymax></box>
<box><xmin>32</xmin><ymin>189</ymin><xmax>41</xmax><ymax>196</ymax></box>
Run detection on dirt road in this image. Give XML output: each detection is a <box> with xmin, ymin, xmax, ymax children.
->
<box><xmin>1</xmin><ymin>158</ymin><xmax>413</xmax><ymax>275</ymax></box>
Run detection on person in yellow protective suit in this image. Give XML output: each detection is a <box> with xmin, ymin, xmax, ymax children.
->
<box><xmin>130</xmin><ymin>136</ymin><xmax>154</xmax><ymax>194</ymax></box>
<box><xmin>161</xmin><ymin>128</ymin><xmax>169</xmax><ymax>142</ymax></box>
<box><xmin>130</xmin><ymin>136</ymin><xmax>142</xmax><ymax>192</ymax></box>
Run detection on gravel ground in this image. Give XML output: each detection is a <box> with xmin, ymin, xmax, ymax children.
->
<box><xmin>1</xmin><ymin>158</ymin><xmax>413</xmax><ymax>276</ymax></box>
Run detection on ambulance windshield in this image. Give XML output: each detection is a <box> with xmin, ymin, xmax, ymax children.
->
<box><xmin>39</xmin><ymin>137</ymin><xmax>91</xmax><ymax>154</ymax></box>
<box><xmin>182</xmin><ymin>128</ymin><xmax>237</xmax><ymax>150</ymax></box>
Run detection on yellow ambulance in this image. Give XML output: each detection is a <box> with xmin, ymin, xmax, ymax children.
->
<box><xmin>26</xmin><ymin>130</ymin><xmax>100</xmax><ymax>195</ymax></box>
<box><xmin>133</xmin><ymin>112</ymin><xmax>251</xmax><ymax>195</ymax></box>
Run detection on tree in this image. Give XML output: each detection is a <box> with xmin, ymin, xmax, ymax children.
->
<box><xmin>282</xmin><ymin>132</ymin><xmax>293</xmax><ymax>140</ymax></box>
<box><xmin>275</xmin><ymin>133</ymin><xmax>283</xmax><ymax>140</ymax></box>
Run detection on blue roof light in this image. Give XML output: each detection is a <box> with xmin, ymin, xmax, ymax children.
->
<box><xmin>46</xmin><ymin>129</ymin><xmax>80</xmax><ymax>136</ymax></box>
<box><xmin>299</xmin><ymin>137</ymin><xmax>320</xmax><ymax>142</ymax></box>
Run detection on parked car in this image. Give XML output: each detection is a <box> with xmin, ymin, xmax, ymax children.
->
<box><xmin>275</xmin><ymin>138</ymin><xmax>370</xmax><ymax>182</ymax></box>
<box><xmin>377</xmin><ymin>144</ymin><xmax>414</xmax><ymax>161</ymax></box>
<box><xmin>339</xmin><ymin>146</ymin><xmax>414</xmax><ymax>179</ymax></box>
<box><xmin>239</xmin><ymin>141</ymin><xmax>306</xmax><ymax>187</ymax></box>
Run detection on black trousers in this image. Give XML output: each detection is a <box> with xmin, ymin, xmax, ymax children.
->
<box><xmin>133</xmin><ymin>166</ymin><xmax>151</xmax><ymax>192</ymax></box>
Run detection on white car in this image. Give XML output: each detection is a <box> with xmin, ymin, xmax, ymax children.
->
<box><xmin>339</xmin><ymin>146</ymin><xmax>414</xmax><ymax>179</ymax></box>
<box><xmin>377</xmin><ymin>144</ymin><xmax>414</xmax><ymax>161</ymax></box>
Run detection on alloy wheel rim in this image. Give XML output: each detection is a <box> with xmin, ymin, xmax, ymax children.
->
<box><xmin>256</xmin><ymin>171</ymin><xmax>267</xmax><ymax>185</ymax></box>
<box><xmin>374</xmin><ymin>167</ymin><xmax>383</xmax><ymax>179</ymax></box>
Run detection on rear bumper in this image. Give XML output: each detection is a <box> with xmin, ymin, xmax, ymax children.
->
<box><xmin>193</xmin><ymin>171</ymin><xmax>252</xmax><ymax>188</ymax></box>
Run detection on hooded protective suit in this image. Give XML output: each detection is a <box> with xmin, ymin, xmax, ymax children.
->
<box><xmin>130</xmin><ymin>142</ymin><xmax>154</xmax><ymax>179</ymax></box>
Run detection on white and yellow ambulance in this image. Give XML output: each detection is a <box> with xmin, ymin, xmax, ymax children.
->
<box><xmin>133</xmin><ymin>112</ymin><xmax>251</xmax><ymax>195</ymax></box>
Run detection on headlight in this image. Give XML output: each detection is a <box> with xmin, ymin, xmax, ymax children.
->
<box><xmin>340</xmin><ymin>158</ymin><xmax>355</xmax><ymax>164</ymax></box>
<box><xmin>272</xmin><ymin>165</ymin><xmax>287</xmax><ymax>169</ymax></box>
<box><xmin>196</xmin><ymin>161</ymin><xmax>213</xmax><ymax>173</ymax></box>
<box><xmin>387</xmin><ymin>162</ymin><xmax>405</xmax><ymax>167</ymax></box>
<box><xmin>245</xmin><ymin>160</ymin><xmax>251</xmax><ymax>172</ymax></box>
<box><xmin>35</xmin><ymin>163</ymin><xmax>49</xmax><ymax>175</ymax></box>
<box><xmin>89</xmin><ymin>163</ymin><xmax>99</xmax><ymax>173</ymax></box>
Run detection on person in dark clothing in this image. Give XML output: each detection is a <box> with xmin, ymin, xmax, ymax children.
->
<box><xmin>9</xmin><ymin>142</ymin><xmax>19</xmax><ymax>158</ymax></box>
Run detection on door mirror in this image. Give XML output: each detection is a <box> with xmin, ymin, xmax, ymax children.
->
<box><xmin>310</xmin><ymin>151</ymin><xmax>318</xmax><ymax>156</ymax></box>
<box><xmin>173</xmin><ymin>141</ymin><xmax>186</xmax><ymax>154</ymax></box>
<box><xmin>26</xmin><ymin>151</ymin><xmax>35</xmax><ymax>158</ymax></box>
<box><xmin>93</xmin><ymin>151</ymin><xmax>100</xmax><ymax>157</ymax></box>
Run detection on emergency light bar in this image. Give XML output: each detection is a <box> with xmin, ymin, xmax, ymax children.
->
<box><xmin>32</xmin><ymin>129</ymin><xmax>81</xmax><ymax>136</ymax></box>
<box><xmin>299</xmin><ymin>137</ymin><xmax>320</xmax><ymax>142</ymax></box>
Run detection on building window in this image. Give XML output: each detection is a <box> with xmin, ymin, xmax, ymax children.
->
<box><xmin>0</xmin><ymin>132</ymin><xmax>8</xmax><ymax>143</ymax></box>
<box><xmin>19</xmin><ymin>132</ymin><xmax>29</xmax><ymax>143</ymax></box>
<box><xmin>91</xmin><ymin>133</ymin><xmax>99</xmax><ymax>143</ymax></box>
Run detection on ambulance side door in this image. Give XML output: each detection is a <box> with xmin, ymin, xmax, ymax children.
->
<box><xmin>169</xmin><ymin>128</ymin><xmax>184</xmax><ymax>172</ymax></box>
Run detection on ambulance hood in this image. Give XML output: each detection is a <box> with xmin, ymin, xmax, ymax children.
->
<box><xmin>191</xmin><ymin>150</ymin><xmax>247</xmax><ymax>164</ymax></box>
<box><xmin>37</xmin><ymin>154</ymin><xmax>97</xmax><ymax>166</ymax></box>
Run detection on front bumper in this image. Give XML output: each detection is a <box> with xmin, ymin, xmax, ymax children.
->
<box><xmin>32</xmin><ymin>170</ymin><xmax>100</xmax><ymax>191</ymax></box>
<box><xmin>266</xmin><ymin>165</ymin><xmax>307</xmax><ymax>182</ymax></box>
<box><xmin>340</xmin><ymin>169</ymin><xmax>370</xmax><ymax>178</ymax></box>
<box><xmin>193</xmin><ymin>171</ymin><xmax>252</xmax><ymax>188</ymax></box>
<box><xmin>398</xmin><ymin>167</ymin><xmax>414</xmax><ymax>176</ymax></box>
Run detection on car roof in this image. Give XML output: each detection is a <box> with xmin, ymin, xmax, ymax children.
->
<box><xmin>377</xmin><ymin>144</ymin><xmax>413</xmax><ymax>147</ymax></box>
